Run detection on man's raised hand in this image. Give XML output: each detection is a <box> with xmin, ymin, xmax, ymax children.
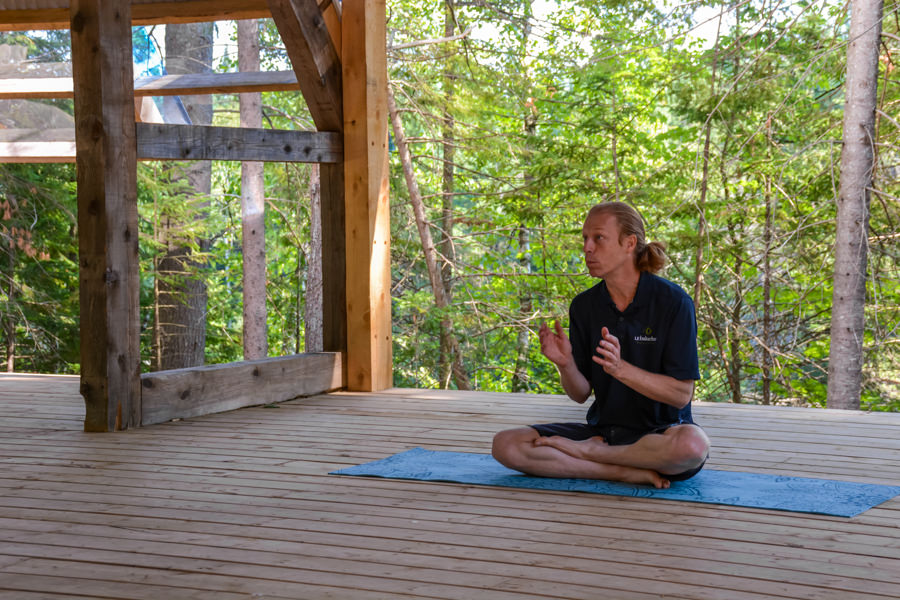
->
<box><xmin>539</xmin><ymin>320</ymin><xmax>573</xmax><ymax>367</ymax></box>
<box><xmin>593</xmin><ymin>326</ymin><xmax>624</xmax><ymax>376</ymax></box>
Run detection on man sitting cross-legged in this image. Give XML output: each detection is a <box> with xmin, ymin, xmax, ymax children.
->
<box><xmin>492</xmin><ymin>202</ymin><xmax>710</xmax><ymax>489</ymax></box>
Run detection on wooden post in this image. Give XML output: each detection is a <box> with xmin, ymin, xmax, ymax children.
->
<box><xmin>70</xmin><ymin>0</ymin><xmax>140</xmax><ymax>431</ymax></box>
<box><xmin>320</xmin><ymin>163</ymin><xmax>347</xmax><ymax>377</ymax></box>
<box><xmin>342</xmin><ymin>0</ymin><xmax>392</xmax><ymax>390</ymax></box>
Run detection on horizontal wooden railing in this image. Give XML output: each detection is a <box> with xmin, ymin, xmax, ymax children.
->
<box><xmin>140</xmin><ymin>352</ymin><xmax>342</xmax><ymax>425</ymax></box>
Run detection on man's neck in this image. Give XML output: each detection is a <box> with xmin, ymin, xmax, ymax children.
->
<box><xmin>604</xmin><ymin>269</ymin><xmax>642</xmax><ymax>313</ymax></box>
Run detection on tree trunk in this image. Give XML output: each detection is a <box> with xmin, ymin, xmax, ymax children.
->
<box><xmin>512</xmin><ymin>109</ymin><xmax>537</xmax><ymax>393</ymax></box>
<box><xmin>387</xmin><ymin>79</ymin><xmax>470</xmax><ymax>390</ymax></box>
<box><xmin>727</xmin><ymin>221</ymin><xmax>744</xmax><ymax>404</ymax></box>
<box><xmin>2</xmin><ymin>247</ymin><xmax>14</xmax><ymax>372</ymax></box>
<box><xmin>438</xmin><ymin>1</ymin><xmax>458</xmax><ymax>388</ymax></box>
<box><xmin>511</xmin><ymin>0</ymin><xmax>535</xmax><ymax>393</ymax></box>
<box><xmin>238</xmin><ymin>18</ymin><xmax>267</xmax><ymax>361</ymax></box>
<box><xmin>154</xmin><ymin>22</ymin><xmax>213</xmax><ymax>371</ymax></box>
<box><xmin>693</xmin><ymin>8</ymin><xmax>723</xmax><ymax>309</ymax></box>
<box><xmin>762</xmin><ymin>172</ymin><xmax>773</xmax><ymax>405</ymax></box>
<box><xmin>729</xmin><ymin>261</ymin><xmax>744</xmax><ymax>405</ymax></box>
<box><xmin>827</xmin><ymin>0</ymin><xmax>883</xmax><ymax>409</ymax></box>
<box><xmin>305</xmin><ymin>163</ymin><xmax>324</xmax><ymax>353</ymax></box>
<box><xmin>512</xmin><ymin>224</ymin><xmax>533</xmax><ymax>392</ymax></box>
<box><xmin>693</xmin><ymin>117</ymin><xmax>712</xmax><ymax>309</ymax></box>
<box><xmin>610</xmin><ymin>93</ymin><xmax>620</xmax><ymax>202</ymax></box>
<box><xmin>727</xmin><ymin>2</ymin><xmax>743</xmax><ymax>405</ymax></box>
<box><xmin>693</xmin><ymin>119</ymin><xmax>712</xmax><ymax>311</ymax></box>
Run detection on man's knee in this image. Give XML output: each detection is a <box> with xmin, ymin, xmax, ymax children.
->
<box><xmin>670</xmin><ymin>425</ymin><xmax>710</xmax><ymax>467</ymax></box>
<box><xmin>492</xmin><ymin>427</ymin><xmax>535</xmax><ymax>468</ymax></box>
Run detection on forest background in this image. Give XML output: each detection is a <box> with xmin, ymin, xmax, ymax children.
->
<box><xmin>1</xmin><ymin>0</ymin><xmax>898</xmax><ymax>410</ymax></box>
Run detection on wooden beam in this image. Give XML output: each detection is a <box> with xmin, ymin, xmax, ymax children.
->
<box><xmin>0</xmin><ymin>141</ymin><xmax>76</xmax><ymax>162</ymax></box>
<box><xmin>0</xmin><ymin>71</ymin><xmax>301</xmax><ymax>100</ymax></box>
<box><xmin>132</xmin><ymin>0</ymin><xmax>269</xmax><ymax>24</ymax></box>
<box><xmin>139</xmin><ymin>352</ymin><xmax>342</xmax><ymax>425</ymax></box>
<box><xmin>341</xmin><ymin>0</ymin><xmax>391</xmax><ymax>391</ymax></box>
<box><xmin>133</xmin><ymin>71</ymin><xmax>301</xmax><ymax>96</ymax></box>
<box><xmin>71</xmin><ymin>0</ymin><xmax>141</xmax><ymax>431</ymax></box>
<box><xmin>135</xmin><ymin>123</ymin><xmax>342</xmax><ymax>163</ymax></box>
<box><xmin>0</xmin><ymin>9</ymin><xmax>68</xmax><ymax>32</ymax></box>
<box><xmin>0</xmin><ymin>129</ymin><xmax>73</xmax><ymax>142</ymax></box>
<box><xmin>267</xmin><ymin>0</ymin><xmax>343</xmax><ymax>131</ymax></box>
<box><xmin>0</xmin><ymin>124</ymin><xmax>343</xmax><ymax>163</ymax></box>
<box><xmin>321</xmin><ymin>2</ymin><xmax>342</xmax><ymax>60</ymax></box>
<box><xmin>0</xmin><ymin>78</ymin><xmax>73</xmax><ymax>99</ymax></box>
<box><xmin>0</xmin><ymin>128</ymin><xmax>74</xmax><ymax>162</ymax></box>
<box><xmin>0</xmin><ymin>1</ymin><xmax>270</xmax><ymax>31</ymax></box>
<box><xmin>320</xmin><ymin>162</ymin><xmax>347</xmax><ymax>386</ymax></box>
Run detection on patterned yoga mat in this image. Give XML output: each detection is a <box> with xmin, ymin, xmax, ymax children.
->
<box><xmin>331</xmin><ymin>447</ymin><xmax>900</xmax><ymax>517</ymax></box>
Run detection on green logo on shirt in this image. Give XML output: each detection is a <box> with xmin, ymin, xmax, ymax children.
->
<box><xmin>634</xmin><ymin>327</ymin><xmax>657</xmax><ymax>343</ymax></box>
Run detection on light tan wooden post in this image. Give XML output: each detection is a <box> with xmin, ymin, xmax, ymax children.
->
<box><xmin>70</xmin><ymin>0</ymin><xmax>141</xmax><ymax>431</ymax></box>
<box><xmin>342</xmin><ymin>0</ymin><xmax>392</xmax><ymax>391</ymax></box>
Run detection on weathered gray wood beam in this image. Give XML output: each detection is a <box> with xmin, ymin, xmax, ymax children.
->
<box><xmin>0</xmin><ymin>71</ymin><xmax>301</xmax><ymax>100</ymax></box>
<box><xmin>140</xmin><ymin>352</ymin><xmax>342</xmax><ymax>425</ymax></box>
<box><xmin>0</xmin><ymin>78</ymin><xmax>73</xmax><ymax>99</ymax></box>
<box><xmin>135</xmin><ymin>123</ymin><xmax>342</xmax><ymax>162</ymax></box>
<box><xmin>267</xmin><ymin>0</ymin><xmax>343</xmax><ymax>132</ymax></box>
<box><xmin>0</xmin><ymin>128</ymin><xmax>74</xmax><ymax>162</ymax></box>
<box><xmin>0</xmin><ymin>128</ymin><xmax>74</xmax><ymax>141</ymax></box>
<box><xmin>0</xmin><ymin>141</ymin><xmax>75</xmax><ymax>162</ymax></box>
<box><xmin>71</xmin><ymin>0</ymin><xmax>141</xmax><ymax>432</ymax></box>
<box><xmin>0</xmin><ymin>1</ymin><xmax>270</xmax><ymax>31</ymax></box>
<box><xmin>134</xmin><ymin>71</ymin><xmax>300</xmax><ymax>96</ymax></box>
<box><xmin>0</xmin><ymin>124</ymin><xmax>342</xmax><ymax>163</ymax></box>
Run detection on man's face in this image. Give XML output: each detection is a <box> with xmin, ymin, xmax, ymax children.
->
<box><xmin>581</xmin><ymin>212</ymin><xmax>635</xmax><ymax>279</ymax></box>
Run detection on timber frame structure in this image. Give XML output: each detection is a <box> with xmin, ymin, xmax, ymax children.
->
<box><xmin>0</xmin><ymin>0</ymin><xmax>393</xmax><ymax>431</ymax></box>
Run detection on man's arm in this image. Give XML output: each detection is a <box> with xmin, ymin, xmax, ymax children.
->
<box><xmin>593</xmin><ymin>327</ymin><xmax>694</xmax><ymax>408</ymax></box>
<box><xmin>556</xmin><ymin>361</ymin><xmax>593</xmax><ymax>404</ymax></box>
<box><xmin>539</xmin><ymin>320</ymin><xmax>592</xmax><ymax>404</ymax></box>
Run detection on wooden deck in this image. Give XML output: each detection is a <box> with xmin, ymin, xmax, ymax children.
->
<box><xmin>1</xmin><ymin>372</ymin><xmax>899</xmax><ymax>600</ymax></box>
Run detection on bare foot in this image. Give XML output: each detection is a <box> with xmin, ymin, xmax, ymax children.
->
<box><xmin>623</xmin><ymin>468</ymin><xmax>670</xmax><ymax>489</ymax></box>
<box><xmin>533</xmin><ymin>435</ymin><xmax>607</xmax><ymax>460</ymax></box>
<box><xmin>600</xmin><ymin>462</ymin><xmax>671</xmax><ymax>488</ymax></box>
<box><xmin>533</xmin><ymin>436</ymin><xmax>670</xmax><ymax>489</ymax></box>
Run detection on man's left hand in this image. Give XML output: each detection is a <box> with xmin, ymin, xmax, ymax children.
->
<box><xmin>593</xmin><ymin>326</ymin><xmax>624</xmax><ymax>377</ymax></box>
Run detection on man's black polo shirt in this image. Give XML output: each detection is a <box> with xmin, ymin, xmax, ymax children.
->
<box><xmin>569</xmin><ymin>271</ymin><xmax>700</xmax><ymax>432</ymax></box>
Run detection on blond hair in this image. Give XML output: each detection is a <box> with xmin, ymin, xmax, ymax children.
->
<box><xmin>587</xmin><ymin>202</ymin><xmax>666</xmax><ymax>273</ymax></box>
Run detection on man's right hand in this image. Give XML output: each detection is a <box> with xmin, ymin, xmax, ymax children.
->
<box><xmin>539</xmin><ymin>320</ymin><xmax>573</xmax><ymax>367</ymax></box>
<box><xmin>540</xmin><ymin>320</ymin><xmax>591</xmax><ymax>404</ymax></box>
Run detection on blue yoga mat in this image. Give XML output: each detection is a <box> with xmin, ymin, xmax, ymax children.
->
<box><xmin>331</xmin><ymin>447</ymin><xmax>900</xmax><ymax>517</ymax></box>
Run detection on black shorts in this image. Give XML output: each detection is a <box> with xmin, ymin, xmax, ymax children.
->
<box><xmin>530</xmin><ymin>422</ymin><xmax>707</xmax><ymax>482</ymax></box>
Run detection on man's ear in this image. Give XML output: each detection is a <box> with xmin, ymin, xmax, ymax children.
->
<box><xmin>625</xmin><ymin>234</ymin><xmax>637</xmax><ymax>252</ymax></box>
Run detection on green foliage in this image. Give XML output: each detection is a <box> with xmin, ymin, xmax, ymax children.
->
<box><xmin>385</xmin><ymin>0</ymin><xmax>899</xmax><ymax>407</ymax></box>
<box><xmin>0</xmin><ymin>30</ymin><xmax>70</xmax><ymax>62</ymax></box>
<box><xmin>1</xmin><ymin>164</ymin><xmax>79</xmax><ymax>372</ymax></box>
<box><xmin>4</xmin><ymin>5</ymin><xmax>899</xmax><ymax>408</ymax></box>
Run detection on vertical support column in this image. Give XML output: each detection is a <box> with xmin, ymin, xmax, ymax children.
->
<box><xmin>342</xmin><ymin>0</ymin><xmax>392</xmax><ymax>390</ymax></box>
<box><xmin>71</xmin><ymin>0</ymin><xmax>141</xmax><ymax>430</ymax></box>
<box><xmin>320</xmin><ymin>162</ymin><xmax>348</xmax><ymax>383</ymax></box>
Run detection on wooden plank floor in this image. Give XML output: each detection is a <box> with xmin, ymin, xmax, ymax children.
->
<box><xmin>1</xmin><ymin>372</ymin><xmax>899</xmax><ymax>600</ymax></box>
